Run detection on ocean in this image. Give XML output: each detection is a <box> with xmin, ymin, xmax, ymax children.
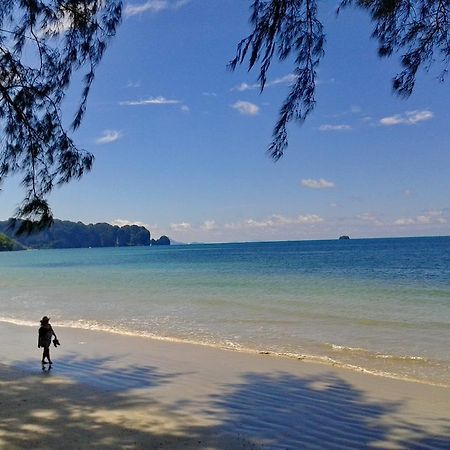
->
<box><xmin>1</xmin><ymin>237</ymin><xmax>449</xmax><ymax>386</ymax></box>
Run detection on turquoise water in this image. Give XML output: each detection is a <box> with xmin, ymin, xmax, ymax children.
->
<box><xmin>1</xmin><ymin>237</ymin><xmax>449</xmax><ymax>385</ymax></box>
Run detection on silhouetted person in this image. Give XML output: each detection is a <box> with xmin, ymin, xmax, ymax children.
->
<box><xmin>38</xmin><ymin>316</ymin><xmax>58</xmax><ymax>365</ymax></box>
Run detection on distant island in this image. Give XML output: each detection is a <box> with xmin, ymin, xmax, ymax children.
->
<box><xmin>0</xmin><ymin>219</ymin><xmax>165</xmax><ymax>250</ymax></box>
<box><xmin>151</xmin><ymin>235</ymin><xmax>170</xmax><ymax>246</ymax></box>
<box><xmin>339</xmin><ymin>235</ymin><xmax>350</xmax><ymax>240</ymax></box>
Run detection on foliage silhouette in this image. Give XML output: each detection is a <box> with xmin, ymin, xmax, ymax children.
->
<box><xmin>0</xmin><ymin>0</ymin><xmax>121</xmax><ymax>232</ymax></box>
<box><xmin>2</xmin><ymin>361</ymin><xmax>450</xmax><ymax>449</ymax></box>
<box><xmin>210</xmin><ymin>372</ymin><xmax>450</xmax><ymax>448</ymax></box>
<box><xmin>231</xmin><ymin>0</ymin><xmax>450</xmax><ymax>159</ymax></box>
<box><xmin>1</xmin><ymin>1</ymin><xmax>449</xmax><ymax>229</ymax></box>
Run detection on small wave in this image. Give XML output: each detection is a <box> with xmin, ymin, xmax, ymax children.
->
<box><xmin>375</xmin><ymin>354</ymin><xmax>427</xmax><ymax>361</ymax></box>
<box><xmin>0</xmin><ymin>317</ymin><xmax>37</xmax><ymax>327</ymax></box>
<box><xmin>329</xmin><ymin>344</ymin><xmax>367</xmax><ymax>352</ymax></box>
<box><xmin>264</xmin><ymin>352</ymin><xmax>450</xmax><ymax>388</ymax></box>
<box><xmin>326</xmin><ymin>342</ymin><xmax>428</xmax><ymax>363</ymax></box>
<box><xmin>1</xmin><ymin>317</ymin><xmax>448</xmax><ymax>388</ymax></box>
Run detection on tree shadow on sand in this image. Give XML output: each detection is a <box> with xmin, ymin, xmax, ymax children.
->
<box><xmin>1</xmin><ymin>362</ymin><xmax>449</xmax><ymax>449</ymax></box>
<box><xmin>207</xmin><ymin>372</ymin><xmax>450</xmax><ymax>449</ymax></box>
<box><xmin>0</xmin><ymin>360</ymin><xmax>220</xmax><ymax>449</ymax></box>
<box><xmin>36</xmin><ymin>353</ymin><xmax>185</xmax><ymax>392</ymax></box>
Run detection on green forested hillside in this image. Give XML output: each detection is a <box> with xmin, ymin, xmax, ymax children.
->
<box><xmin>0</xmin><ymin>219</ymin><xmax>151</xmax><ymax>249</ymax></box>
<box><xmin>0</xmin><ymin>233</ymin><xmax>25</xmax><ymax>251</ymax></box>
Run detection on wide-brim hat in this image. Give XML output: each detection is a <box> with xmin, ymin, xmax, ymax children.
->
<box><xmin>40</xmin><ymin>316</ymin><xmax>50</xmax><ymax>323</ymax></box>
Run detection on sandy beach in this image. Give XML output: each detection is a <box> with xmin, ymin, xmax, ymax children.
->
<box><xmin>1</xmin><ymin>322</ymin><xmax>449</xmax><ymax>449</ymax></box>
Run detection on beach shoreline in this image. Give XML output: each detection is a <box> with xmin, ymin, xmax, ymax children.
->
<box><xmin>1</xmin><ymin>322</ymin><xmax>449</xmax><ymax>449</ymax></box>
<box><xmin>2</xmin><ymin>317</ymin><xmax>449</xmax><ymax>389</ymax></box>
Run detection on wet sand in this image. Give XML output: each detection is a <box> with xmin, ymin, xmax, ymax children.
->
<box><xmin>1</xmin><ymin>322</ymin><xmax>449</xmax><ymax>449</ymax></box>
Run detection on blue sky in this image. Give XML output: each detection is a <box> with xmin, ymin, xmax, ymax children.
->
<box><xmin>1</xmin><ymin>0</ymin><xmax>449</xmax><ymax>242</ymax></box>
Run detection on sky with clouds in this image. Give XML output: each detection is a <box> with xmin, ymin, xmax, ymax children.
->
<box><xmin>1</xmin><ymin>0</ymin><xmax>449</xmax><ymax>243</ymax></box>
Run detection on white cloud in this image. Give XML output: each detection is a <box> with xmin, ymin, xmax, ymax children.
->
<box><xmin>127</xmin><ymin>80</ymin><xmax>141</xmax><ymax>88</ymax></box>
<box><xmin>271</xmin><ymin>73</ymin><xmax>298</xmax><ymax>86</ymax></box>
<box><xmin>319</xmin><ymin>124</ymin><xmax>352</xmax><ymax>132</ymax></box>
<box><xmin>225</xmin><ymin>214</ymin><xmax>323</xmax><ymax>230</ymax></box>
<box><xmin>125</xmin><ymin>0</ymin><xmax>168</xmax><ymax>16</ymax></box>
<box><xmin>301</xmin><ymin>178</ymin><xmax>335</xmax><ymax>189</ymax></box>
<box><xmin>124</xmin><ymin>0</ymin><xmax>189</xmax><ymax>17</ymax></box>
<box><xmin>380</xmin><ymin>110</ymin><xmax>434</xmax><ymax>126</ymax></box>
<box><xmin>231</xmin><ymin>101</ymin><xmax>260</xmax><ymax>116</ymax></box>
<box><xmin>233</xmin><ymin>82</ymin><xmax>260</xmax><ymax>92</ymax></box>
<box><xmin>393</xmin><ymin>218</ymin><xmax>417</xmax><ymax>226</ymax></box>
<box><xmin>120</xmin><ymin>96</ymin><xmax>182</xmax><ymax>106</ymax></box>
<box><xmin>380</xmin><ymin>116</ymin><xmax>403</xmax><ymax>126</ymax></box>
<box><xmin>416</xmin><ymin>215</ymin><xmax>432</xmax><ymax>224</ymax></box>
<box><xmin>316</xmin><ymin>77</ymin><xmax>335</xmax><ymax>86</ymax></box>
<box><xmin>292</xmin><ymin>214</ymin><xmax>323</xmax><ymax>224</ymax></box>
<box><xmin>111</xmin><ymin>219</ymin><xmax>149</xmax><ymax>228</ymax></box>
<box><xmin>173</xmin><ymin>0</ymin><xmax>191</xmax><ymax>9</ymax></box>
<box><xmin>232</xmin><ymin>73</ymin><xmax>297</xmax><ymax>92</ymax></box>
<box><xmin>201</xmin><ymin>220</ymin><xmax>217</xmax><ymax>231</ymax></box>
<box><xmin>393</xmin><ymin>210</ymin><xmax>447</xmax><ymax>226</ymax></box>
<box><xmin>202</xmin><ymin>92</ymin><xmax>217</xmax><ymax>97</ymax></box>
<box><xmin>111</xmin><ymin>219</ymin><xmax>167</xmax><ymax>237</ymax></box>
<box><xmin>180</xmin><ymin>105</ymin><xmax>190</xmax><ymax>112</ymax></box>
<box><xmin>356</xmin><ymin>213</ymin><xmax>384</xmax><ymax>226</ymax></box>
<box><xmin>40</xmin><ymin>15</ymin><xmax>72</xmax><ymax>36</ymax></box>
<box><xmin>96</xmin><ymin>130</ymin><xmax>122</xmax><ymax>144</ymax></box>
<box><xmin>404</xmin><ymin>189</ymin><xmax>412</xmax><ymax>198</ymax></box>
<box><xmin>357</xmin><ymin>213</ymin><xmax>375</xmax><ymax>221</ymax></box>
<box><xmin>170</xmin><ymin>222</ymin><xmax>192</xmax><ymax>232</ymax></box>
<box><xmin>174</xmin><ymin>0</ymin><xmax>190</xmax><ymax>8</ymax></box>
<box><xmin>407</xmin><ymin>110</ymin><xmax>434</xmax><ymax>123</ymax></box>
<box><xmin>427</xmin><ymin>209</ymin><xmax>446</xmax><ymax>217</ymax></box>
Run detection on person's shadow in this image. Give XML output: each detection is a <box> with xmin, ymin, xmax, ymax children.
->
<box><xmin>41</xmin><ymin>363</ymin><xmax>52</xmax><ymax>373</ymax></box>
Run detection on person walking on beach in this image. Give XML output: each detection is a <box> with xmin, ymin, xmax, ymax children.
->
<box><xmin>38</xmin><ymin>316</ymin><xmax>59</xmax><ymax>365</ymax></box>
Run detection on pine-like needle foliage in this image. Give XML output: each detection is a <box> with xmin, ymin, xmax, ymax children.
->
<box><xmin>229</xmin><ymin>0</ymin><xmax>324</xmax><ymax>161</ymax></box>
<box><xmin>341</xmin><ymin>0</ymin><xmax>450</xmax><ymax>96</ymax></box>
<box><xmin>0</xmin><ymin>1</ymin><xmax>122</xmax><ymax>234</ymax></box>
<box><xmin>1</xmin><ymin>1</ymin><xmax>449</xmax><ymax>233</ymax></box>
<box><xmin>231</xmin><ymin>0</ymin><xmax>450</xmax><ymax>159</ymax></box>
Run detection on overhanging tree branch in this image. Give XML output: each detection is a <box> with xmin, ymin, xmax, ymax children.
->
<box><xmin>231</xmin><ymin>0</ymin><xmax>449</xmax><ymax>159</ymax></box>
<box><xmin>0</xmin><ymin>0</ymin><xmax>122</xmax><ymax>234</ymax></box>
<box><xmin>1</xmin><ymin>1</ymin><xmax>449</xmax><ymax>233</ymax></box>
